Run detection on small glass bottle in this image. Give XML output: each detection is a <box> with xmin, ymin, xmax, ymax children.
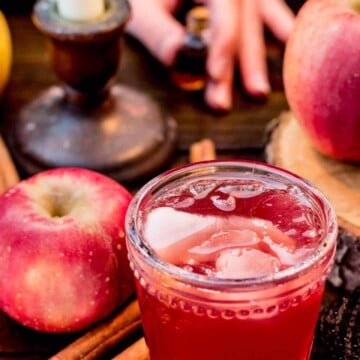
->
<box><xmin>170</xmin><ymin>5</ymin><xmax>209</xmax><ymax>91</ymax></box>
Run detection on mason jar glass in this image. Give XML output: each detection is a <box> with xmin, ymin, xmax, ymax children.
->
<box><xmin>125</xmin><ymin>160</ymin><xmax>337</xmax><ymax>360</ymax></box>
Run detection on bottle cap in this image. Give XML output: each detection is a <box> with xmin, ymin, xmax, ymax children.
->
<box><xmin>186</xmin><ymin>6</ymin><xmax>209</xmax><ymax>34</ymax></box>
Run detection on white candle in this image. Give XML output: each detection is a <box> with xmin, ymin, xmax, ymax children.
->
<box><xmin>57</xmin><ymin>0</ymin><xmax>105</xmax><ymax>22</ymax></box>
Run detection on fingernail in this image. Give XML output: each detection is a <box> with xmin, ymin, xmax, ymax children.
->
<box><xmin>205</xmin><ymin>80</ymin><xmax>232</xmax><ymax>111</ymax></box>
<box><xmin>247</xmin><ymin>75</ymin><xmax>271</xmax><ymax>98</ymax></box>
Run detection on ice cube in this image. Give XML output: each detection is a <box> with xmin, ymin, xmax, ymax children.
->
<box><xmin>211</xmin><ymin>195</ymin><xmax>236</xmax><ymax>212</ymax></box>
<box><xmin>188</xmin><ymin>229</ymin><xmax>260</xmax><ymax>255</ymax></box>
<box><xmin>218</xmin><ymin>183</ymin><xmax>265</xmax><ymax>198</ymax></box>
<box><xmin>172</xmin><ymin>197</ymin><xmax>195</xmax><ymax>209</ymax></box>
<box><xmin>226</xmin><ymin>216</ymin><xmax>296</xmax><ymax>252</ymax></box>
<box><xmin>216</xmin><ymin>248</ymin><xmax>281</xmax><ymax>279</ymax></box>
<box><xmin>262</xmin><ymin>235</ymin><xmax>312</xmax><ymax>266</ymax></box>
<box><xmin>144</xmin><ymin>208</ymin><xmax>299</xmax><ymax>268</ymax></box>
<box><xmin>189</xmin><ymin>182</ymin><xmax>217</xmax><ymax>199</ymax></box>
<box><xmin>144</xmin><ymin>207</ymin><xmax>218</xmax><ymax>263</ymax></box>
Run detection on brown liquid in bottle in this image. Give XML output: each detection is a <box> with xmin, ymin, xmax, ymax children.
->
<box><xmin>171</xmin><ymin>6</ymin><xmax>209</xmax><ymax>91</ymax></box>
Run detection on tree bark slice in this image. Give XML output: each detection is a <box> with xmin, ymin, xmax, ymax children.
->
<box><xmin>266</xmin><ymin>111</ymin><xmax>360</xmax><ymax>237</ymax></box>
<box><xmin>266</xmin><ymin>111</ymin><xmax>360</xmax><ymax>291</ymax></box>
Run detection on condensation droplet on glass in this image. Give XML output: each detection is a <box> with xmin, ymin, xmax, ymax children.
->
<box><xmin>211</xmin><ymin>195</ymin><xmax>236</xmax><ymax>212</ymax></box>
<box><xmin>203</xmin><ymin>267</ymin><xmax>214</xmax><ymax>275</ymax></box>
<box><xmin>182</xmin><ymin>265</ymin><xmax>194</xmax><ymax>273</ymax></box>
<box><xmin>287</xmin><ymin>185</ymin><xmax>302</xmax><ymax>196</ymax></box>
<box><xmin>189</xmin><ymin>182</ymin><xmax>217</xmax><ymax>199</ymax></box>
<box><xmin>293</xmin><ymin>214</ymin><xmax>307</xmax><ymax>223</ymax></box>
<box><xmin>218</xmin><ymin>182</ymin><xmax>265</xmax><ymax>199</ymax></box>
<box><xmin>284</xmin><ymin>229</ymin><xmax>297</xmax><ymax>236</ymax></box>
<box><xmin>302</xmin><ymin>229</ymin><xmax>317</xmax><ymax>238</ymax></box>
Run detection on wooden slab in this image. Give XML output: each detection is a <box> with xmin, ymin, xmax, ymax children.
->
<box><xmin>266</xmin><ymin>112</ymin><xmax>360</xmax><ymax>292</ymax></box>
<box><xmin>266</xmin><ymin>111</ymin><xmax>360</xmax><ymax>237</ymax></box>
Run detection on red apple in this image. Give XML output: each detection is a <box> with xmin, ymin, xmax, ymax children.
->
<box><xmin>283</xmin><ymin>0</ymin><xmax>360</xmax><ymax>161</ymax></box>
<box><xmin>0</xmin><ymin>168</ymin><xmax>134</xmax><ymax>333</ymax></box>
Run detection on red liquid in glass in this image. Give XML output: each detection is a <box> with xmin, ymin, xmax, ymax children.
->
<box><xmin>136</xmin><ymin>281</ymin><xmax>324</xmax><ymax>360</ymax></box>
<box><xmin>136</xmin><ymin>177</ymin><xmax>329</xmax><ymax>360</ymax></box>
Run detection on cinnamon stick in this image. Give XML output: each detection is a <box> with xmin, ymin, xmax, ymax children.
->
<box><xmin>50</xmin><ymin>299</ymin><xmax>142</xmax><ymax>360</ymax></box>
<box><xmin>113</xmin><ymin>337</ymin><xmax>148</xmax><ymax>360</ymax></box>
<box><xmin>189</xmin><ymin>138</ymin><xmax>216</xmax><ymax>163</ymax></box>
<box><xmin>0</xmin><ymin>134</ymin><xmax>20</xmax><ymax>193</ymax></box>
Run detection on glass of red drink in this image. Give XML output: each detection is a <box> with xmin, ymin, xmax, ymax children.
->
<box><xmin>125</xmin><ymin>160</ymin><xmax>337</xmax><ymax>360</ymax></box>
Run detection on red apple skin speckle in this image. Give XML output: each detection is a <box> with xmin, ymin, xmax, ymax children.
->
<box><xmin>284</xmin><ymin>0</ymin><xmax>360</xmax><ymax>161</ymax></box>
<box><xmin>0</xmin><ymin>167</ymin><xmax>134</xmax><ymax>333</ymax></box>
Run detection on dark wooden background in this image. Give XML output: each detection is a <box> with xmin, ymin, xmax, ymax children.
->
<box><xmin>0</xmin><ymin>1</ymin><xmax>324</xmax><ymax>359</ymax></box>
<box><xmin>0</xmin><ymin>0</ymin><xmax>304</xmax><ymax>175</ymax></box>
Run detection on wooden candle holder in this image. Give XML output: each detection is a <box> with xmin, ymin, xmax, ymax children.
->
<box><xmin>8</xmin><ymin>0</ymin><xmax>177</xmax><ymax>183</ymax></box>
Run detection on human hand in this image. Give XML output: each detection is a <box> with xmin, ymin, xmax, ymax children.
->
<box><xmin>125</xmin><ymin>0</ymin><xmax>295</xmax><ymax>111</ymax></box>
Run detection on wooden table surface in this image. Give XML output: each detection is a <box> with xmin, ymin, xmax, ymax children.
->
<box><xmin>0</xmin><ymin>1</ymin><xmax>329</xmax><ymax>359</ymax></box>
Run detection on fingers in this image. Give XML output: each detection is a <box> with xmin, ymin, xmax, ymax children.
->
<box><xmin>259</xmin><ymin>0</ymin><xmax>295</xmax><ymax>43</ymax></box>
<box><xmin>125</xmin><ymin>0</ymin><xmax>185</xmax><ymax>66</ymax></box>
<box><xmin>125</xmin><ymin>0</ymin><xmax>294</xmax><ymax>111</ymax></box>
<box><xmin>205</xmin><ymin>0</ymin><xmax>238</xmax><ymax>111</ymax></box>
<box><xmin>237</xmin><ymin>0</ymin><xmax>270</xmax><ymax>98</ymax></box>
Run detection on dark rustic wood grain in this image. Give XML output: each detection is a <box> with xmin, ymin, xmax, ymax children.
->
<box><xmin>0</xmin><ymin>13</ymin><xmax>289</xmax><ymax>164</ymax></box>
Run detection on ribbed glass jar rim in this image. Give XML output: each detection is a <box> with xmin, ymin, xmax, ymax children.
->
<box><xmin>125</xmin><ymin>160</ymin><xmax>337</xmax><ymax>290</ymax></box>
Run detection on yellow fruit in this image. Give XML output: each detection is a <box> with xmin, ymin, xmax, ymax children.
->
<box><xmin>0</xmin><ymin>11</ymin><xmax>12</xmax><ymax>96</ymax></box>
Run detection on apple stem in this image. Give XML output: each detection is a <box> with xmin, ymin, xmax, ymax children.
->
<box><xmin>351</xmin><ymin>0</ymin><xmax>360</xmax><ymax>12</ymax></box>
